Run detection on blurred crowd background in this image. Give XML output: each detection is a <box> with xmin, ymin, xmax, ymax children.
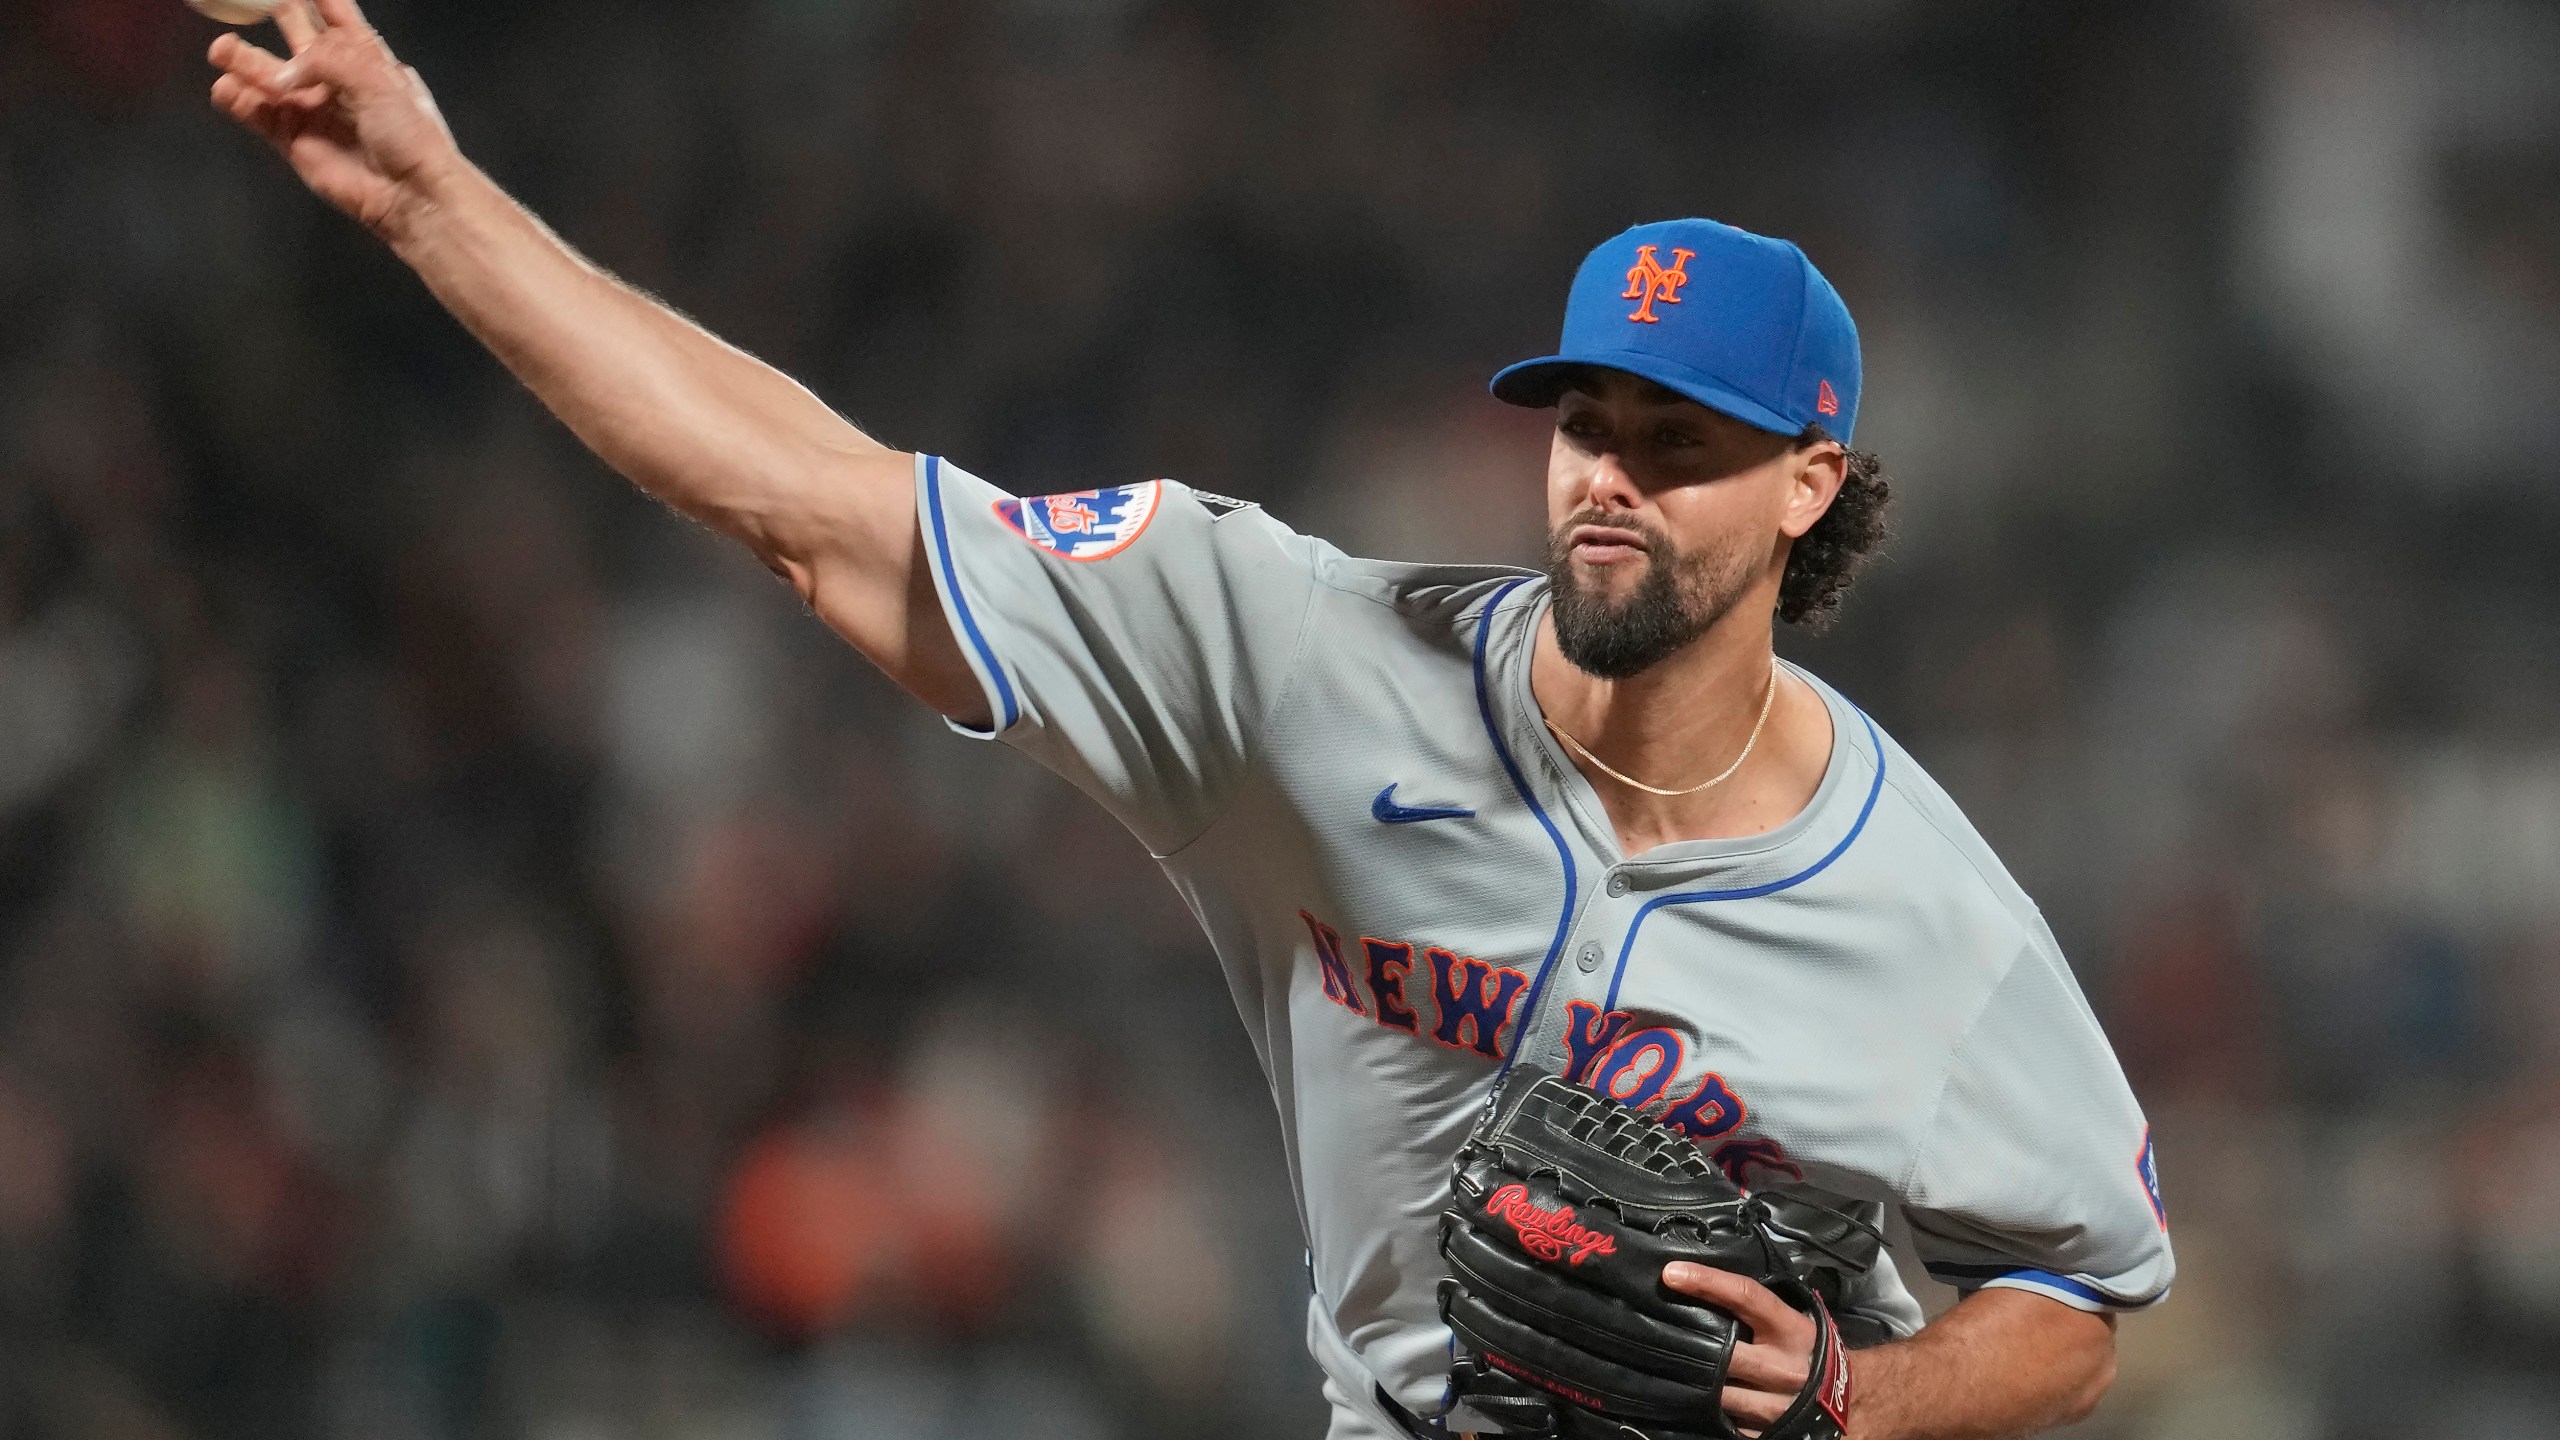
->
<box><xmin>4</xmin><ymin>0</ymin><xmax>2559</xmax><ymax>1436</ymax></box>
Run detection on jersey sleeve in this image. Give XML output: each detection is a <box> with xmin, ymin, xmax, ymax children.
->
<box><xmin>1900</xmin><ymin>939</ymin><xmax>2176</xmax><ymax>1314</ymax></box>
<box><xmin>916</xmin><ymin>455</ymin><xmax>1323</xmax><ymax>854</ymax></box>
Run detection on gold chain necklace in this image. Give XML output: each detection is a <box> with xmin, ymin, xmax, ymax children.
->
<box><xmin>1541</xmin><ymin>656</ymin><xmax>1780</xmax><ymax>798</ymax></box>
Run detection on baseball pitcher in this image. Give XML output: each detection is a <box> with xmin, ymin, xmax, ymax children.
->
<box><xmin>208</xmin><ymin>7</ymin><xmax>2173</xmax><ymax>1437</ymax></box>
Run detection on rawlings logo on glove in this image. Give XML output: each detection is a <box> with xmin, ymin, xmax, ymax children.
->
<box><xmin>1486</xmin><ymin>1183</ymin><xmax>1617</xmax><ymax>1265</ymax></box>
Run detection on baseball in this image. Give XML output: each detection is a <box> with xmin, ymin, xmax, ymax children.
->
<box><xmin>185</xmin><ymin>0</ymin><xmax>285</xmax><ymax>24</ymax></box>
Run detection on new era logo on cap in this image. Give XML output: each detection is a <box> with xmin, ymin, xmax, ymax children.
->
<box><xmin>1491</xmin><ymin>218</ymin><xmax>1864</xmax><ymax>443</ymax></box>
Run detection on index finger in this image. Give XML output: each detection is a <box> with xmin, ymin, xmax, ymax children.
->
<box><xmin>312</xmin><ymin>0</ymin><xmax>372</xmax><ymax>30</ymax></box>
<box><xmin>1661</xmin><ymin>1264</ymin><xmax>1808</xmax><ymax>1343</ymax></box>
<box><xmin>273</xmin><ymin>0</ymin><xmax>321</xmax><ymax>54</ymax></box>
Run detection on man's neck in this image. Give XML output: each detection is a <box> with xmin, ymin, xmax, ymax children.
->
<box><xmin>1528</xmin><ymin>602</ymin><xmax>1836</xmax><ymax>857</ymax></box>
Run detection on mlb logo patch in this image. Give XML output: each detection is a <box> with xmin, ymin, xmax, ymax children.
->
<box><xmin>2136</xmin><ymin>1130</ymin><xmax>2166</xmax><ymax>1228</ymax></box>
<box><xmin>993</xmin><ymin>481</ymin><xmax>1163</xmax><ymax>561</ymax></box>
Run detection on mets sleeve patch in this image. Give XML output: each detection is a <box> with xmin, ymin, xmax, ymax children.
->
<box><xmin>993</xmin><ymin>480</ymin><xmax>1163</xmax><ymax>561</ymax></box>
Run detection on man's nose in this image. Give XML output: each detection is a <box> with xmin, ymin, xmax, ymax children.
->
<box><xmin>1581</xmin><ymin>453</ymin><xmax>1643</xmax><ymax>512</ymax></box>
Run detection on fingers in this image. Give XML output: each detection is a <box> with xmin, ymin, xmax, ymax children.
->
<box><xmin>209</xmin><ymin>73</ymin><xmax>292</xmax><ymax>148</ymax></box>
<box><xmin>1661</xmin><ymin>1264</ymin><xmax>1814</xmax><ymax>1350</ymax></box>
<box><xmin>211</xmin><ymin>70</ymin><xmax>274</xmax><ymax>124</ymax></box>
<box><xmin>1660</xmin><ymin>1266</ymin><xmax>1824</xmax><ymax>1427</ymax></box>
<box><xmin>274</xmin><ymin>0</ymin><xmax>322</xmax><ymax>55</ymax></box>
<box><xmin>209</xmin><ymin>0</ymin><xmax>397</xmax><ymax>103</ymax></box>
<box><xmin>1723</xmin><ymin>1338</ymin><xmax>1812</xmax><ymax>1394</ymax></box>
<box><xmin>1718</xmin><ymin>1377</ymin><xmax>1792</xmax><ymax>1430</ymax></box>
<box><xmin>209</xmin><ymin>32</ymin><xmax>290</xmax><ymax>89</ymax></box>
<box><xmin>270</xmin><ymin>38</ymin><xmax>377</xmax><ymax>102</ymax></box>
<box><xmin>211</xmin><ymin>6</ymin><xmax>382</xmax><ymax>94</ymax></box>
<box><xmin>209</xmin><ymin>72</ymin><xmax>255</xmax><ymax>120</ymax></box>
<box><xmin>312</xmin><ymin>0</ymin><xmax>372</xmax><ymax>31</ymax></box>
<box><xmin>210</xmin><ymin>32</ymin><xmax>331</xmax><ymax>112</ymax></box>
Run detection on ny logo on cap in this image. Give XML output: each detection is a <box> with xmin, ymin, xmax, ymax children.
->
<box><xmin>1621</xmin><ymin>245</ymin><xmax>1694</xmax><ymax>323</ymax></box>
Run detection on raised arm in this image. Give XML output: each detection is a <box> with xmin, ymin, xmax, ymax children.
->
<box><xmin>206</xmin><ymin>0</ymin><xmax>988</xmax><ymax>727</ymax></box>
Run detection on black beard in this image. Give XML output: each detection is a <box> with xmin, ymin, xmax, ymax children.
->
<box><xmin>1544</xmin><ymin>516</ymin><xmax>1748</xmax><ymax>680</ymax></box>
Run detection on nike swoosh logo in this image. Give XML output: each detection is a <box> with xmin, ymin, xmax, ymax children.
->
<box><xmin>1371</xmin><ymin>784</ymin><xmax>1476</xmax><ymax>825</ymax></box>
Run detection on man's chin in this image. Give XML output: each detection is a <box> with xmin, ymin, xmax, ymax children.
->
<box><xmin>1553</xmin><ymin>629</ymin><xmax>1678</xmax><ymax>682</ymax></box>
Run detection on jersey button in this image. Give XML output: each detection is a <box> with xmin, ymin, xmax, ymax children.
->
<box><xmin>1606</xmin><ymin>874</ymin><xmax>1630</xmax><ymax>897</ymax></box>
<box><xmin>1577</xmin><ymin>941</ymin><xmax>1603</xmax><ymax>972</ymax></box>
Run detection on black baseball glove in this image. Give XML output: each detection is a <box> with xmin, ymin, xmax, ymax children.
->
<box><xmin>1437</xmin><ymin>1066</ymin><xmax>1883</xmax><ymax>1440</ymax></box>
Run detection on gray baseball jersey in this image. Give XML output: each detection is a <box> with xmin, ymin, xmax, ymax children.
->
<box><xmin>914</xmin><ymin>456</ymin><xmax>2174</xmax><ymax>1435</ymax></box>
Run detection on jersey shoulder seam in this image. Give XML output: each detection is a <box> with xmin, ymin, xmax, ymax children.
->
<box><xmin>1307</xmin><ymin>558</ymin><xmax>1539</xmax><ymax>614</ymax></box>
<box><xmin>1873</xmin><ymin>764</ymin><xmax>2042</xmax><ymax>951</ymax></box>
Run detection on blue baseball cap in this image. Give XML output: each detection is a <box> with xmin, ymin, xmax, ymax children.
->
<box><xmin>1491</xmin><ymin>218</ymin><xmax>1862</xmax><ymax>443</ymax></box>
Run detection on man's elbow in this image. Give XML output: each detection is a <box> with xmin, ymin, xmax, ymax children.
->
<box><xmin>757</xmin><ymin>540</ymin><xmax>822</xmax><ymax>610</ymax></box>
<box><xmin>2055</xmin><ymin>1324</ymin><xmax>2118</xmax><ymax>1425</ymax></box>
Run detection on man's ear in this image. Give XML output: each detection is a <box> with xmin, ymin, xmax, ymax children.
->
<box><xmin>1779</xmin><ymin>443</ymin><xmax>1849</xmax><ymax>540</ymax></box>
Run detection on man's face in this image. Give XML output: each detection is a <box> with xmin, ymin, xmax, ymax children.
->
<box><xmin>1542</xmin><ymin>369</ymin><xmax>1828</xmax><ymax>679</ymax></box>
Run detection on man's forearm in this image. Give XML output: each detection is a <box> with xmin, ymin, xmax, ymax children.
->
<box><xmin>357</xmin><ymin>150</ymin><xmax>985</xmax><ymax>716</ymax></box>
<box><xmin>210</xmin><ymin>5</ymin><xmax>1005</xmax><ymax>719</ymax></box>
<box><xmin>377</xmin><ymin>158</ymin><xmax>901</xmax><ymax>577</ymax></box>
<box><xmin>1848</xmin><ymin>1290</ymin><xmax>2117</xmax><ymax>1440</ymax></box>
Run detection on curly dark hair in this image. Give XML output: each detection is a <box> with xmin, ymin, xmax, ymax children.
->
<box><xmin>1778</xmin><ymin>424</ymin><xmax>1891</xmax><ymax>630</ymax></box>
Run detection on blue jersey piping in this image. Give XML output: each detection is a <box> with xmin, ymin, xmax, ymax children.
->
<box><xmin>1472</xmin><ymin>578</ymin><xmax>1576</xmax><ymax>1081</ymax></box>
<box><xmin>925</xmin><ymin>455</ymin><xmax>1020</xmax><ymax>731</ymax></box>
<box><xmin>1927</xmin><ymin>1263</ymin><xmax>2156</xmax><ymax>1310</ymax></box>
<box><xmin>1600</xmin><ymin>708</ymin><xmax>1888</xmax><ymax>1014</ymax></box>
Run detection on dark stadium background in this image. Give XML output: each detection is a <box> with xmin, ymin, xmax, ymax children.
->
<box><xmin>3</xmin><ymin>0</ymin><xmax>2558</xmax><ymax>1436</ymax></box>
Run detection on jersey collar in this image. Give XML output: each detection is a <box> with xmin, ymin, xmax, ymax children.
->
<box><xmin>1485</xmin><ymin>580</ymin><xmax>1874</xmax><ymax>881</ymax></box>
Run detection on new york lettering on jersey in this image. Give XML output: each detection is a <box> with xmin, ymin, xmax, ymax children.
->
<box><xmin>1295</xmin><ymin>908</ymin><xmax>1795</xmax><ymax>1186</ymax></box>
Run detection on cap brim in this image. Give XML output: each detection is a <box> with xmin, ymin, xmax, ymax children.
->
<box><xmin>1488</xmin><ymin>350</ymin><xmax>1800</xmax><ymax>437</ymax></box>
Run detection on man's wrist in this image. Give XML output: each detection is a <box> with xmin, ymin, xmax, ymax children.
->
<box><xmin>377</xmin><ymin>152</ymin><xmax>483</xmax><ymax>258</ymax></box>
<box><xmin>1840</xmin><ymin>1337</ymin><xmax>1913</xmax><ymax>1440</ymax></box>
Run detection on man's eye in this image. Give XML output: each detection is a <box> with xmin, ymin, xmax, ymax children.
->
<box><xmin>1655</xmin><ymin>427</ymin><xmax>1698</xmax><ymax>448</ymax></box>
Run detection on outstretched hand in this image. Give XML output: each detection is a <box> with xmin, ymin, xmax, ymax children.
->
<box><xmin>207</xmin><ymin>0</ymin><xmax>462</xmax><ymax>238</ymax></box>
